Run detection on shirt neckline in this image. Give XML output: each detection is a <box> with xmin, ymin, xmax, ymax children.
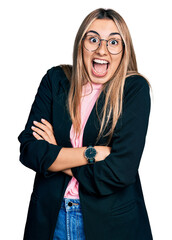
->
<box><xmin>82</xmin><ymin>81</ymin><xmax>103</xmax><ymax>94</ymax></box>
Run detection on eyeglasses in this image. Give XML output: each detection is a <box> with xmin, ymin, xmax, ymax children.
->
<box><xmin>83</xmin><ymin>34</ymin><xmax>124</xmax><ymax>55</ymax></box>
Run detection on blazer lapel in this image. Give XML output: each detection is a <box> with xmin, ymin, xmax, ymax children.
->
<box><xmin>82</xmin><ymin>91</ymin><xmax>110</xmax><ymax>146</ymax></box>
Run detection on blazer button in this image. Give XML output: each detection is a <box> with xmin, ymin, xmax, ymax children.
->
<box><xmin>68</xmin><ymin>202</ymin><xmax>73</xmax><ymax>207</ymax></box>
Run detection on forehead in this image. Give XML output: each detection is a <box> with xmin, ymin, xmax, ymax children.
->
<box><xmin>87</xmin><ymin>19</ymin><xmax>119</xmax><ymax>38</ymax></box>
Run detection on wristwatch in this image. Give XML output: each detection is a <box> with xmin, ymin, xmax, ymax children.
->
<box><xmin>84</xmin><ymin>146</ymin><xmax>97</xmax><ymax>164</ymax></box>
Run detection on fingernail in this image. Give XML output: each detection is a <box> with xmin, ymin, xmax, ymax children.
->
<box><xmin>33</xmin><ymin>132</ymin><xmax>36</xmax><ymax>135</ymax></box>
<box><xmin>33</xmin><ymin>121</ymin><xmax>37</xmax><ymax>124</ymax></box>
<box><xmin>41</xmin><ymin>118</ymin><xmax>45</xmax><ymax>122</ymax></box>
<box><xmin>31</xmin><ymin>126</ymin><xmax>35</xmax><ymax>129</ymax></box>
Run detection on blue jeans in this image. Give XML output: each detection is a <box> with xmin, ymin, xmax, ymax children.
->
<box><xmin>53</xmin><ymin>198</ymin><xmax>86</xmax><ymax>240</ymax></box>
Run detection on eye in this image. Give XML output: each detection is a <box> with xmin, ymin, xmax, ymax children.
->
<box><xmin>89</xmin><ymin>37</ymin><xmax>99</xmax><ymax>43</ymax></box>
<box><xmin>109</xmin><ymin>39</ymin><xmax>118</xmax><ymax>45</ymax></box>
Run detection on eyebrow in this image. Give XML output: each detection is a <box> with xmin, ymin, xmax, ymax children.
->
<box><xmin>109</xmin><ymin>32</ymin><xmax>121</xmax><ymax>36</ymax></box>
<box><xmin>86</xmin><ymin>30</ymin><xmax>121</xmax><ymax>37</ymax></box>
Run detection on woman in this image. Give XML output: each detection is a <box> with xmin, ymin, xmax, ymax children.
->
<box><xmin>18</xmin><ymin>8</ymin><xmax>153</xmax><ymax>240</ymax></box>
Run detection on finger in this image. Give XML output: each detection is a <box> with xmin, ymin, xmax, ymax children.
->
<box><xmin>33</xmin><ymin>121</ymin><xmax>53</xmax><ymax>135</ymax></box>
<box><xmin>41</xmin><ymin>119</ymin><xmax>53</xmax><ymax>130</ymax></box>
<box><xmin>32</xmin><ymin>131</ymin><xmax>44</xmax><ymax>140</ymax></box>
<box><xmin>32</xmin><ymin>121</ymin><xmax>52</xmax><ymax>136</ymax></box>
<box><xmin>33</xmin><ymin>121</ymin><xmax>48</xmax><ymax>131</ymax></box>
<box><xmin>31</xmin><ymin>126</ymin><xmax>49</xmax><ymax>140</ymax></box>
<box><xmin>33</xmin><ymin>121</ymin><xmax>53</xmax><ymax>139</ymax></box>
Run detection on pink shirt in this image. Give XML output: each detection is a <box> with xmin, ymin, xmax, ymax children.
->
<box><xmin>63</xmin><ymin>81</ymin><xmax>103</xmax><ymax>199</ymax></box>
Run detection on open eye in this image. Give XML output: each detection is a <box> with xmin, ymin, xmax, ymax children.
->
<box><xmin>109</xmin><ymin>39</ymin><xmax>118</xmax><ymax>45</ymax></box>
<box><xmin>89</xmin><ymin>37</ymin><xmax>99</xmax><ymax>43</ymax></box>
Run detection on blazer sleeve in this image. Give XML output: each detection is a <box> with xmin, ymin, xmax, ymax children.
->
<box><xmin>71</xmin><ymin>76</ymin><xmax>151</xmax><ymax>196</ymax></box>
<box><xmin>18</xmin><ymin>67</ymin><xmax>63</xmax><ymax>177</ymax></box>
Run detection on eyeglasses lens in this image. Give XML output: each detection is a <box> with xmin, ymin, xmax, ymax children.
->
<box><xmin>83</xmin><ymin>35</ymin><xmax>123</xmax><ymax>55</ymax></box>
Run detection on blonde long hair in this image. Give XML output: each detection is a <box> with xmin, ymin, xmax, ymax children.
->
<box><xmin>61</xmin><ymin>8</ymin><xmax>151</xmax><ymax>145</ymax></box>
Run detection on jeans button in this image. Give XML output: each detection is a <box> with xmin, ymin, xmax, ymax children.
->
<box><xmin>68</xmin><ymin>202</ymin><xmax>73</xmax><ymax>207</ymax></box>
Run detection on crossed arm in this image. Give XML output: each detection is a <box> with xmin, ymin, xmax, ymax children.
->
<box><xmin>31</xmin><ymin>118</ymin><xmax>111</xmax><ymax>176</ymax></box>
<box><xmin>18</xmin><ymin>68</ymin><xmax>151</xmax><ymax>196</ymax></box>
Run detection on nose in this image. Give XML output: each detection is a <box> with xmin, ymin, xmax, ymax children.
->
<box><xmin>96</xmin><ymin>40</ymin><xmax>108</xmax><ymax>55</ymax></box>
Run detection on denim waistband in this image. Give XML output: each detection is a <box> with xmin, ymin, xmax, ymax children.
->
<box><xmin>61</xmin><ymin>198</ymin><xmax>81</xmax><ymax>211</ymax></box>
<box><xmin>53</xmin><ymin>198</ymin><xmax>86</xmax><ymax>239</ymax></box>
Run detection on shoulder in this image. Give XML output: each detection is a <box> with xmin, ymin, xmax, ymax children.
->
<box><xmin>122</xmin><ymin>74</ymin><xmax>151</xmax><ymax>109</ymax></box>
<box><xmin>124</xmin><ymin>74</ymin><xmax>150</xmax><ymax>98</ymax></box>
<box><xmin>47</xmin><ymin>65</ymin><xmax>69</xmax><ymax>84</ymax></box>
<box><xmin>40</xmin><ymin>65</ymin><xmax>70</xmax><ymax>92</ymax></box>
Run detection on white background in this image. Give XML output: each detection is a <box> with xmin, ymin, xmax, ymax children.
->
<box><xmin>1</xmin><ymin>0</ymin><xmax>172</xmax><ymax>239</ymax></box>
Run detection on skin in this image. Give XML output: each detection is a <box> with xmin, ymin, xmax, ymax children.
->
<box><xmin>31</xmin><ymin>119</ymin><xmax>111</xmax><ymax>176</ymax></box>
<box><xmin>31</xmin><ymin>19</ymin><xmax>123</xmax><ymax>176</ymax></box>
<box><xmin>83</xmin><ymin>19</ymin><xmax>123</xmax><ymax>85</ymax></box>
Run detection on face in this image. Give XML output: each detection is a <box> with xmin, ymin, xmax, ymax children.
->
<box><xmin>82</xmin><ymin>19</ymin><xmax>123</xmax><ymax>85</ymax></box>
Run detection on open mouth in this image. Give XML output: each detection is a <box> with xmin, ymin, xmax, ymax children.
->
<box><xmin>92</xmin><ymin>59</ymin><xmax>109</xmax><ymax>77</ymax></box>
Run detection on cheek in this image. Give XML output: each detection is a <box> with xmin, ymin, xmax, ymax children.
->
<box><xmin>83</xmin><ymin>49</ymin><xmax>92</xmax><ymax>70</ymax></box>
<box><xmin>111</xmin><ymin>55</ymin><xmax>122</xmax><ymax>70</ymax></box>
<box><xmin>107</xmin><ymin>55</ymin><xmax>122</xmax><ymax>79</ymax></box>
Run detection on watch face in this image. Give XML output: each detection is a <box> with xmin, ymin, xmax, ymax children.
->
<box><xmin>85</xmin><ymin>146</ymin><xmax>97</xmax><ymax>159</ymax></box>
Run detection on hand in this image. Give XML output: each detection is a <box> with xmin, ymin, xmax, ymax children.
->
<box><xmin>31</xmin><ymin>119</ymin><xmax>57</xmax><ymax>145</ymax></box>
<box><xmin>63</xmin><ymin>169</ymin><xmax>73</xmax><ymax>176</ymax></box>
<box><xmin>94</xmin><ymin>146</ymin><xmax>111</xmax><ymax>162</ymax></box>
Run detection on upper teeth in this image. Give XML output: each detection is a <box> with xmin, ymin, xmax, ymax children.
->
<box><xmin>93</xmin><ymin>59</ymin><xmax>109</xmax><ymax>64</ymax></box>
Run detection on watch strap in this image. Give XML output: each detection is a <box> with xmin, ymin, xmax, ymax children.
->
<box><xmin>88</xmin><ymin>158</ymin><xmax>95</xmax><ymax>164</ymax></box>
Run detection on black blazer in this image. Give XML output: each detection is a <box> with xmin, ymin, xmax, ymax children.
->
<box><xmin>18</xmin><ymin>66</ymin><xmax>153</xmax><ymax>240</ymax></box>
